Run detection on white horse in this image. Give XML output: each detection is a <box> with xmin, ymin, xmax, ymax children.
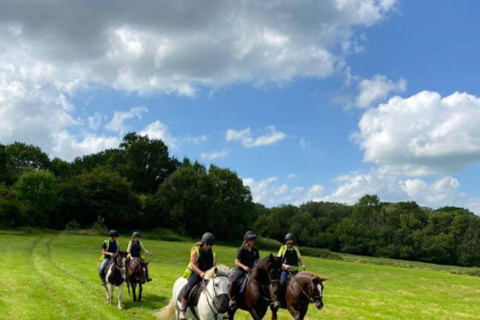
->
<box><xmin>104</xmin><ymin>251</ymin><xmax>127</xmax><ymax>309</ymax></box>
<box><xmin>157</xmin><ymin>265</ymin><xmax>230</xmax><ymax>320</ymax></box>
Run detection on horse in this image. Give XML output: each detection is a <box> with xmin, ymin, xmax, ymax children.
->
<box><xmin>270</xmin><ymin>271</ymin><xmax>327</xmax><ymax>320</ymax></box>
<box><xmin>126</xmin><ymin>257</ymin><xmax>147</xmax><ymax>302</ymax></box>
<box><xmin>156</xmin><ymin>264</ymin><xmax>231</xmax><ymax>320</ymax></box>
<box><xmin>104</xmin><ymin>250</ymin><xmax>128</xmax><ymax>309</ymax></box>
<box><xmin>228</xmin><ymin>254</ymin><xmax>283</xmax><ymax>320</ymax></box>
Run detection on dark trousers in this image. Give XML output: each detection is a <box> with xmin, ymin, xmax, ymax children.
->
<box><xmin>280</xmin><ymin>270</ymin><xmax>298</xmax><ymax>284</ymax></box>
<box><xmin>181</xmin><ymin>273</ymin><xmax>202</xmax><ymax>299</ymax></box>
<box><xmin>230</xmin><ymin>268</ymin><xmax>246</xmax><ymax>295</ymax></box>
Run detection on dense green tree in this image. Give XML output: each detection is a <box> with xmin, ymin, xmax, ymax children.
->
<box><xmin>15</xmin><ymin>170</ymin><xmax>59</xmax><ymax>227</ymax></box>
<box><xmin>5</xmin><ymin>142</ymin><xmax>50</xmax><ymax>176</ymax></box>
<box><xmin>0</xmin><ymin>184</ymin><xmax>26</xmax><ymax>228</ymax></box>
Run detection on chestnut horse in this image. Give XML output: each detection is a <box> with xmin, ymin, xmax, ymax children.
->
<box><xmin>228</xmin><ymin>254</ymin><xmax>283</xmax><ymax>320</ymax></box>
<box><xmin>127</xmin><ymin>257</ymin><xmax>147</xmax><ymax>302</ymax></box>
<box><xmin>270</xmin><ymin>271</ymin><xmax>327</xmax><ymax>320</ymax></box>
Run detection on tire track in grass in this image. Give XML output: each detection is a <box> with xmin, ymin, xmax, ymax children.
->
<box><xmin>45</xmin><ymin>235</ymin><xmax>149</xmax><ymax>320</ymax></box>
<box><xmin>30</xmin><ymin>235</ymin><xmax>72</xmax><ymax>320</ymax></box>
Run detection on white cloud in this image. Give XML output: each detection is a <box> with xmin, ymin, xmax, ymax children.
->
<box><xmin>354</xmin><ymin>91</ymin><xmax>480</xmax><ymax>175</ymax></box>
<box><xmin>355</xmin><ymin>74</ymin><xmax>407</xmax><ymax>108</ymax></box>
<box><xmin>0</xmin><ymin>0</ymin><xmax>398</xmax><ymax>157</ymax></box>
<box><xmin>105</xmin><ymin>106</ymin><xmax>148</xmax><ymax>133</ymax></box>
<box><xmin>201</xmin><ymin>149</ymin><xmax>230</xmax><ymax>161</ymax></box>
<box><xmin>226</xmin><ymin>126</ymin><xmax>287</xmax><ymax>148</ymax></box>
<box><xmin>323</xmin><ymin>169</ymin><xmax>462</xmax><ymax>208</ymax></box>
<box><xmin>304</xmin><ymin>184</ymin><xmax>325</xmax><ymax>202</ymax></box>
<box><xmin>287</xmin><ymin>174</ymin><xmax>298</xmax><ymax>180</ymax></box>
<box><xmin>139</xmin><ymin>120</ymin><xmax>178</xmax><ymax>151</ymax></box>
<box><xmin>88</xmin><ymin>112</ymin><xmax>102</xmax><ymax>130</ymax></box>
<box><xmin>243</xmin><ymin>176</ymin><xmax>306</xmax><ymax>205</ymax></box>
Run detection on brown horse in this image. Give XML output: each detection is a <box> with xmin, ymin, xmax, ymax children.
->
<box><xmin>126</xmin><ymin>257</ymin><xmax>147</xmax><ymax>302</ymax></box>
<box><xmin>228</xmin><ymin>254</ymin><xmax>283</xmax><ymax>320</ymax></box>
<box><xmin>270</xmin><ymin>271</ymin><xmax>327</xmax><ymax>320</ymax></box>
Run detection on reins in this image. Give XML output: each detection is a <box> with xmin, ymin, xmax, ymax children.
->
<box><xmin>201</xmin><ymin>274</ymin><xmax>229</xmax><ymax>320</ymax></box>
<box><xmin>287</xmin><ymin>271</ymin><xmax>322</xmax><ymax>304</ymax></box>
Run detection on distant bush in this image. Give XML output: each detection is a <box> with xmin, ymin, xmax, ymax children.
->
<box><xmin>256</xmin><ymin>237</ymin><xmax>282</xmax><ymax>252</ymax></box>
<box><xmin>300</xmin><ymin>247</ymin><xmax>344</xmax><ymax>261</ymax></box>
<box><xmin>141</xmin><ymin>228</ymin><xmax>189</xmax><ymax>242</ymax></box>
<box><xmin>65</xmin><ymin>220</ymin><xmax>81</xmax><ymax>231</ymax></box>
<box><xmin>91</xmin><ymin>216</ymin><xmax>107</xmax><ymax>232</ymax></box>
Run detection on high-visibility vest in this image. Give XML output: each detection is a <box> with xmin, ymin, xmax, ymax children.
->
<box><xmin>127</xmin><ymin>240</ymin><xmax>144</xmax><ymax>259</ymax></box>
<box><xmin>280</xmin><ymin>245</ymin><xmax>301</xmax><ymax>269</ymax></box>
<box><xmin>182</xmin><ymin>246</ymin><xmax>217</xmax><ymax>279</ymax></box>
<box><xmin>99</xmin><ymin>240</ymin><xmax>119</xmax><ymax>261</ymax></box>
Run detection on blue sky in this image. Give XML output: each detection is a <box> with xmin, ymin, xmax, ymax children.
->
<box><xmin>2</xmin><ymin>0</ymin><xmax>480</xmax><ymax>211</ymax></box>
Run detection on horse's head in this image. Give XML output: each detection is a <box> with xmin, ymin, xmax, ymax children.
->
<box><xmin>308</xmin><ymin>275</ymin><xmax>327</xmax><ymax>310</ymax></box>
<box><xmin>113</xmin><ymin>251</ymin><xmax>128</xmax><ymax>267</ymax></box>
<box><xmin>205</xmin><ymin>265</ymin><xmax>230</xmax><ymax>314</ymax></box>
<box><xmin>264</xmin><ymin>254</ymin><xmax>282</xmax><ymax>309</ymax></box>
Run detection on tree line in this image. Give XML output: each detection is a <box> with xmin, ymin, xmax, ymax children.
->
<box><xmin>1</xmin><ymin>134</ymin><xmax>479</xmax><ymax>266</ymax></box>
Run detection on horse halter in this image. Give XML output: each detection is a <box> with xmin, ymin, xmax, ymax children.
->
<box><xmin>203</xmin><ymin>274</ymin><xmax>229</xmax><ymax>318</ymax></box>
<box><xmin>288</xmin><ymin>272</ymin><xmax>323</xmax><ymax>304</ymax></box>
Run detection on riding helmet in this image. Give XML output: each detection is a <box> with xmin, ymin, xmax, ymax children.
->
<box><xmin>109</xmin><ymin>230</ymin><xmax>120</xmax><ymax>237</ymax></box>
<box><xmin>244</xmin><ymin>230</ymin><xmax>258</xmax><ymax>241</ymax></box>
<box><xmin>284</xmin><ymin>233</ymin><xmax>296</xmax><ymax>243</ymax></box>
<box><xmin>202</xmin><ymin>232</ymin><xmax>215</xmax><ymax>245</ymax></box>
<box><xmin>132</xmin><ymin>231</ymin><xmax>141</xmax><ymax>239</ymax></box>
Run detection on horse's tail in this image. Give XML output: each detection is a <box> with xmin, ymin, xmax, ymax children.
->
<box><xmin>155</xmin><ymin>298</ymin><xmax>176</xmax><ymax>320</ymax></box>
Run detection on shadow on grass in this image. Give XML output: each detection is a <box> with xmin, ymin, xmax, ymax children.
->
<box><xmin>123</xmin><ymin>293</ymin><xmax>170</xmax><ymax>311</ymax></box>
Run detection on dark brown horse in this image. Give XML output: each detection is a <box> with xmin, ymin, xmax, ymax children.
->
<box><xmin>270</xmin><ymin>271</ymin><xmax>327</xmax><ymax>320</ymax></box>
<box><xmin>228</xmin><ymin>254</ymin><xmax>282</xmax><ymax>320</ymax></box>
<box><xmin>126</xmin><ymin>257</ymin><xmax>147</xmax><ymax>302</ymax></box>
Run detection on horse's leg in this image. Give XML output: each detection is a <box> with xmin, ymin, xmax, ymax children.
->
<box><xmin>118</xmin><ymin>283</ymin><xmax>124</xmax><ymax>310</ymax></box>
<box><xmin>228</xmin><ymin>309</ymin><xmax>236</xmax><ymax>320</ymax></box>
<box><xmin>133</xmin><ymin>283</ymin><xmax>137</xmax><ymax>302</ymax></box>
<box><xmin>286</xmin><ymin>305</ymin><xmax>300</xmax><ymax>320</ymax></box>
<box><xmin>297</xmin><ymin>308</ymin><xmax>308</xmax><ymax>320</ymax></box>
<box><xmin>105</xmin><ymin>283</ymin><xmax>109</xmax><ymax>302</ymax></box>
<box><xmin>270</xmin><ymin>305</ymin><xmax>278</xmax><ymax>320</ymax></box>
<box><xmin>109</xmin><ymin>284</ymin><xmax>114</xmax><ymax>305</ymax></box>
<box><xmin>139</xmin><ymin>283</ymin><xmax>143</xmax><ymax>302</ymax></box>
<box><xmin>248</xmin><ymin>307</ymin><xmax>264</xmax><ymax>320</ymax></box>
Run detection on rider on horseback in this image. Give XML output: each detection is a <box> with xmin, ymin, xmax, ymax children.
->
<box><xmin>126</xmin><ymin>231</ymin><xmax>153</xmax><ymax>282</ymax></box>
<box><xmin>99</xmin><ymin>230</ymin><xmax>120</xmax><ymax>286</ymax></box>
<box><xmin>229</xmin><ymin>230</ymin><xmax>260</xmax><ymax>308</ymax></box>
<box><xmin>277</xmin><ymin>233</ymin><xmax>306</xmax><ymax>285</ymax></box>
<box><xmin>179</xmin><ymin>232</ymin><xmax>217</xmax><ymax>320</ymax></box>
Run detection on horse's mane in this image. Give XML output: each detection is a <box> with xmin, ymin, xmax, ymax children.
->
<box><xmin>204</xmin><ymin>264</ymin><xmax>230</xmax><ymax>280</ymax></box>
<box><xmin>255</xmin><ymin>256</ymin><xmax>272</xmax><ymax>270</ymax></box>
<box><xmin>300</xmin><ymin>271</ymin><xmax>327</xmax><ymax>282</ymax></box>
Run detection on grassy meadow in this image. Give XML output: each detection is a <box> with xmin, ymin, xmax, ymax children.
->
<box><xmin>0</xmin><ymin>231</ymin><xmax>479</xmax><ymax>320</ymax></box>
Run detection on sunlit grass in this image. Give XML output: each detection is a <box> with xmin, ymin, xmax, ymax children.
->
<box><xmin>1</xmin><ymin>232</ymin><xmax>480</xmax><ymax>320</ymax></box>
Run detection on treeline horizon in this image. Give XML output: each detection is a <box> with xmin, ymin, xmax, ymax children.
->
<box><xmin>1</xmin><ymin>133</ymin><xmax>479</xmax><ymax>267</ymax></box>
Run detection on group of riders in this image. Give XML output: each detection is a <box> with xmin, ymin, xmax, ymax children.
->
<box><xmin>98</xmin><ymin>230</ymin><xmax>305</xmax><ymax>320</ymax></box>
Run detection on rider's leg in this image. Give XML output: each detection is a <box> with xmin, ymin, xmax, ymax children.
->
<box><xmin>179</xmin><ymin>273</ymin><xmax>202</xmax><ymax>320</ymax></box>
<box><xmin>280</xmin><ymin>270</ymin><xmax>288</xmax><ymax>285</ymax></box>
<box><xmin>99</xmin><ymin>258</ymin><xmax>111</xmax><ymax>285</ymax></box>
<box><xmin>229</xmin><ymin>268</ymin><xmax>244</xmax><ymax>307</ymax></box>
<box><xmin>141</xmin><ymin>259</ymin><xmax>152</xmax><ymax>282</ymax></box>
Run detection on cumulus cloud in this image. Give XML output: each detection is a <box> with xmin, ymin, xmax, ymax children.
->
<box><xmin>324</xmin><ymin>169</ymin><xmax>461</xmax><ymax>208</ymax></box>
<box><xmin>354</xmin><ymin>91</ymin><xmax>480</xmax><ymax>175</ymax></box>
<box><xmin>355</xmin><ymin>74</ymin><xmax>407</xmax><ymax>108</ymax></box>
<box><xmin>0</xmin><ymin>0</ymin><xmax>398</xmax><ymax>158</ymax></box>
<box><xmin>243</xmin><ymin>176</ymin><xmax>305</xmax><ymax>206</ymax></box>
<box><xmin>201</xmin><ymin>149</ymin><xmax>230</xmax><ymax>161</ymax></box>
<box><xmin>226</xmin><ymin>126</ymin><xmax>287</xmax><ymax>148</ymax></box>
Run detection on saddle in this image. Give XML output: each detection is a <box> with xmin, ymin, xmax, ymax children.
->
<box><xmin>279</xmin><ymin>276</ymin><xmax>293</xmax><ymax>308</ymax></box>
<box><xmin>177</xmin><ymin>281</ymin><xmax>208</xmax><ymax>319</ymax></box>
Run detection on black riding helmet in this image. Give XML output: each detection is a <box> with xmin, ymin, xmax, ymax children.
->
<box><xmin>244</xmin><ymin>230</ymin><xmax>257</xmax><ymax>241</ymax></box>
<box><xmin>202</xmin><ymin>232</ymin><xmax>215</xmax><ymax>245</ymax></box>
<box><xmin>284</xmin><ymin>233</ymin><xmax>296</xmax><ymax>243</ymax></box>
<box><xmin>132</xmin><ymin>231</ymin><xmax>141</xmax><ymax>239</ymax></box>
<box><xmin>109</xmin><ymin>230</ymin><xmax>120</xmax><ymax>237</ymax></box>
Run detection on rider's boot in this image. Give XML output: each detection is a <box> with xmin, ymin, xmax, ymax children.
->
<box><xmin>179</xmin><ymin>298</ymin><xmax>188</xmax><ymax>320</ymax></box>
<box><xmin>145</xmin><ymin>266</ymin><xmax>152</xmax><ymax>282</ymax></box>
<box><xmin>100</xmin><ymin>274</ymin><xmax>106</xmax><ymax>286</ymax></box>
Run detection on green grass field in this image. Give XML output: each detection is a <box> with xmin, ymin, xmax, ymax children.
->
<box><xmin>1</xmin><ymin>232</ymin><xmax>479</xmax><ymax>320</ymax></box>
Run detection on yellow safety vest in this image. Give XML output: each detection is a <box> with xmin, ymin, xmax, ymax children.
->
<box><xmin>182</xmin><ymin>246</ymin><xmax>217</xmax><ymax>279</ymax></box>
<box><xmin>99</xmin><ymin>240</ymin><xmax>119</xmax><ymax>261</ymax></box>
<box><xmin>280</xmin><ymin>245</ymin><xmax>301</xmax><ymax>269</ymax></box>
<box><xmin>127</xmin><ymin>240</ymin><xmax>144</xmax><ymax>259</ymax></box>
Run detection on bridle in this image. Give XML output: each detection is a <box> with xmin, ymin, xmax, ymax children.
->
<box><xmin>287</xmin><ymin>271</ymin><xmax>323</xmax><ymax>304</ymax></box>
<box><xmin>203</xmin><ymin>273</ymin><xmax>229</xmax><ymax>319</ymax></box>
<box><xmin>249</xmin><ymin>265</ymin><xmax>281</xmax><ymax>303</ymax></box>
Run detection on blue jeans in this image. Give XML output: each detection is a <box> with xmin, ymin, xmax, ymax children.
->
<box><xmin>99</xmin><ymin>257</ymin><xmax>111</xmax><ymax>278</ymax></box>
<box><xmin>280</xmin><ymin>270</ymin><xmax>298</xmax><ymax>285</ymax></box>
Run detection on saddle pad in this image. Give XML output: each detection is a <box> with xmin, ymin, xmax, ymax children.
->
<box><xmin>237</xmin><ymin>276</ymin><xmax>247</xmax><ymax>294</ymax></box>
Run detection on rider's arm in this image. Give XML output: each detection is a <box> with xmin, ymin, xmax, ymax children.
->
<box><xmin>102</xmin><ymin>242</ymin><xmax>114</xmax><ymax>257</ymax></box>
<box><xmin>190</xmin><ymin>250</ymin><xmax>205</xmax><ymax>278</ymax></box>
<box><xmin>235</xmin><ymin>259</ymin><xmax>249</xmax><ymax>271</ymax></box>
<box><xmin>127</xmin><ymin>242</ymin><xmax>132</xmax><ymax>255</ymax></box>
<box><xmin>141</xmin><ymin>245</ymin><xmax>152</xmax><ymax>255</ymax></box>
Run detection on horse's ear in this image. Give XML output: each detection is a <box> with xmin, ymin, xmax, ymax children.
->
<box><xmin>214</xmin><ymin>267</ymin><xmax>218</xmax><ymax>274</ymax></box>
<box><xmin>268</xmin><ymin>253</ymin><xmax>274</xmax><ymax>260</ymax></box>
<box><xmin>319</xmin><ymin>277</ymin><xmax>328</xmax><ymax>283</ymax></box>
